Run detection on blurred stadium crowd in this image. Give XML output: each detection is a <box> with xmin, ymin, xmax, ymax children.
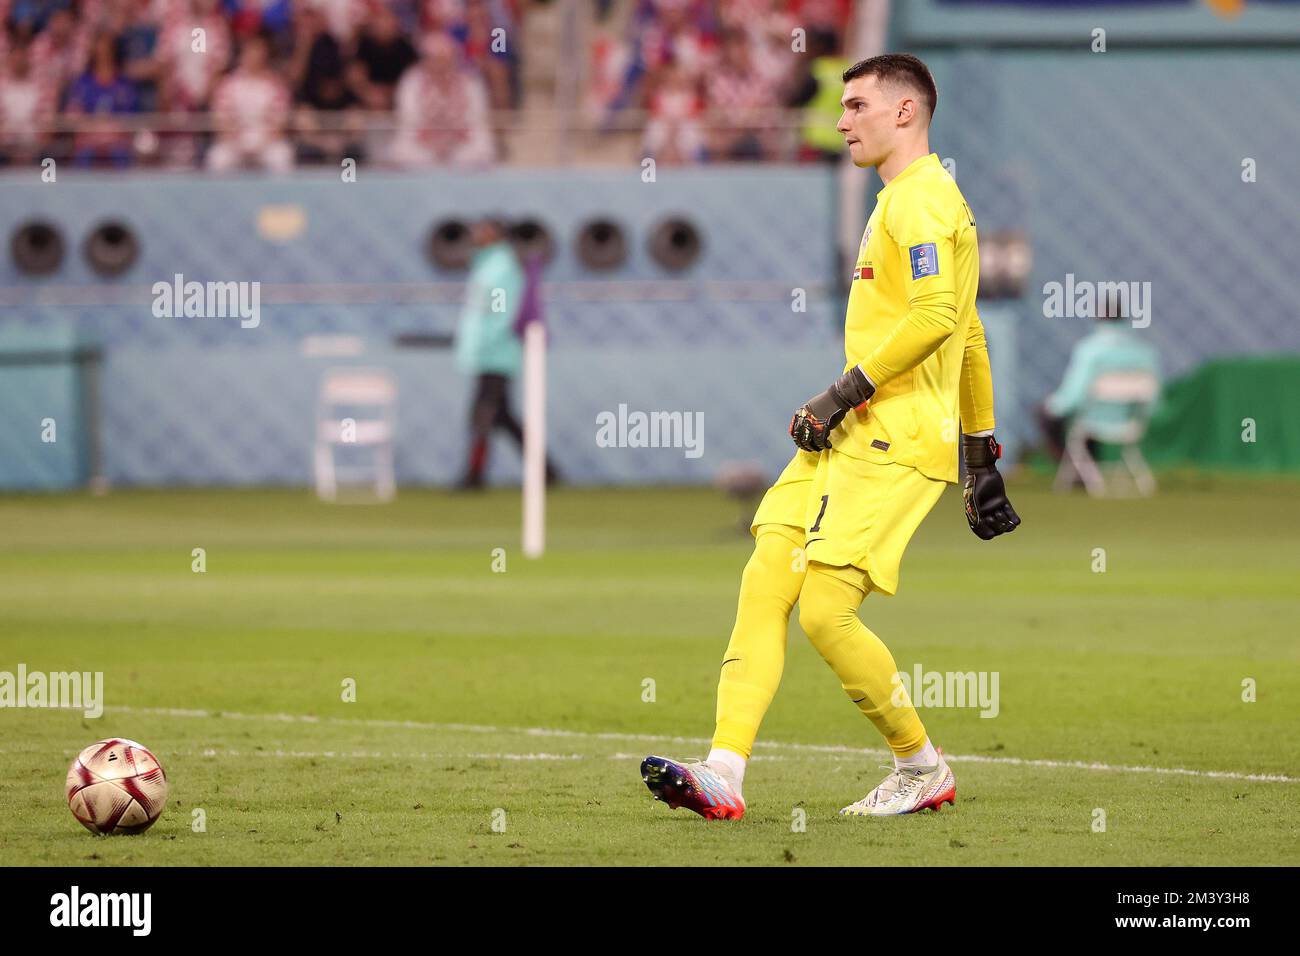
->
<box><xmin>0</xmin><ymin>0</ymin><xmax>855</xmax><ymax>170</ymax></box>
<box><xmin>590</xmin><ymin>0</ymin><xmax>853</xmax><ymax>163</ymax></box>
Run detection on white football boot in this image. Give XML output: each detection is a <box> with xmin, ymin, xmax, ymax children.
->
<box><xmin>839</xmin><ymin>751</ymin><xmax>956</xmax><ymax>816</ymax></box>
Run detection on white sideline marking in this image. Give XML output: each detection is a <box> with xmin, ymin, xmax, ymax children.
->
<box><xmin>110</xmin><ymin>706</ymin><xmax>1298</xmax><ymax>784</ymax></box>
<box><xmin>199</xmin><ymin>749</ymin><xmax>585</xmax><ymax>761</ymax></box>
<box><xmin>8</xmin><ymin>747</ymin><xmax>586</xmax><ymax>761</ymax></box>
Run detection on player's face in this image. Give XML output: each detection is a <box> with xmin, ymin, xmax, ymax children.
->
<box><xmin>837</xmin><ymin>75</ymin><xmax>898</xmax><ymax>169</ymax></box>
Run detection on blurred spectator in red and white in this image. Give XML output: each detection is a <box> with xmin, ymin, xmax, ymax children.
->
<box><xmin>738</xmin><ymin>0</ymin><xmax>802</xmax><ymax>99</ymax></box>
<box><xmin>717</xmin><ymin>0</ymin><xmax>794</xmax><ymax>46</ymax></box>
<box><xmin>594</xmin><ymin>0</ymin><xmax>713</xmax><ymax>128</ymax></box>
<box><xmin>639</xmin><ymin>0</ymin><xmax>715</xmax><ymax>79</ymax></box>
<box><xmin>65</xmin><ymin>31</ymin><xmax>141</xmax><ymax>167</ymax></box>
<box><xmin>418</xmin><ymin>0</ymin><xmax>461</xmax><ymax>36</ymax></box>
<box><xmin>0</xmin><ymin>40</ymin><xmax>58</xmax><ymax>165</ymax></box>
<box><xmin>704</xmin><ymin>28</ymin><xmax>776</xmax><ymax>160</ymax></box>
<box><xmin>352</xmin><ymin>1</ymin><xmax>419</xmax><ymax>109</ymax></box>
<box><xmin>709</xmin><ymin>2</ymin><xmax>806</xmax><ymax>147</ymax></box>
<box><xmin>29</xmin><ymin>7</ymin><xmax>92</xmax><ymax>103</ymax></box>
<box><xmin>390</xmin><ymin>31</ymin><xmax>494</xmax><ymax>168</ymax></box>
<box><xmin>156</xmin><ymin>0</ymin><xmax>232</xmax><ymax>110</ymax></box>
<box><xmin>152</xmin><ymin>0</ymin><xmax>231</xmax><ymax>166</ymax></box>
<box><xmin>582</xmin><ymin>23</ymin><xmax>633</xmax><ymax>123</ymax></box>
<box><xmin>642</xmin><ymin>60</ymin><xmax>703</xmax><ymax>165</ymax></box>
<box><xmin>206</xmin><ymin>32</ymin><xmax>293</xmax><ymax>171</ymax></box>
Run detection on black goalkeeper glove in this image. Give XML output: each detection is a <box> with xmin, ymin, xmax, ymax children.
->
<box><xmin>790</xmin><ymin>366</ymin><xmax>875</xmax><ymax>452</ymax></box>
<box><xmin>962</xmin><ymin>434</ymin><xmax>1021</xmax><ymax>540</ymax></box>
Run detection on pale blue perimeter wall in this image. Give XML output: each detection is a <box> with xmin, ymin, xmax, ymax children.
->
<box><xmin>0</xmin><ymin>167</ymin><xmax>1020</xmax><ymax>489</ymax></box>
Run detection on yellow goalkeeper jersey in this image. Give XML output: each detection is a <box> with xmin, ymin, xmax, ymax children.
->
<box><xmin>833</xmin><ymin>152</ymin><xmax>995</xmax><ymax>484</ymax></box>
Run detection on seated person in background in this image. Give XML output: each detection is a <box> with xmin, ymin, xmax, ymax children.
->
<box><xmin>65</xmin><ymin>31</ymin><xmax>141</xmax><ymax>168</ymax></box>
<box><xmin>155</xmin><ymin>0</ymin><xmax>232</xmax><ymax>166</ymax></box>
<box><xmin>30</xmin><ymin>8</ymin><xmax>91</xmax><ymax>105</ymax></box>
<box><xmin>642</xmin><ymin>61</ymin><xmax>704</xmax><ymax>165</ymax></box>
<box><xmin>115</xmin><ymin>0</ymin><xmax>164</xmax><ymax>112</ymax></box>
<box><xmin>1039</xmin><ymin>298</ymin><xmax>1161</xmax><ymax>464</ymax></box>
<box><xmin>390</xmin><ymin>32</ymin><xmax>494</xmax><ymax>168</ymax></box>
<box><xmin>0</xmin><ymin>41</ymin><xmax>56</xmax><ymax>166</ymax></box>
<box><xmin>704</xmin><ymin>29</ymin><xmax>776</xmax><ymax>161</ymax></box>
<box><xmin>352</xmin><ymin>2</ymin><xmax>418</xmax><ymax>110</ymax></box>
<box><xmin>289</xmin><ymin>5</ymin><xmax>362</xmax><ymax>164</ymax></box>
<box><xmin>206</xmin><ymin>33</ymin><xmax>294</xmax><ymax>172</ymax></box>
<box><xmin>158</xmin><ymin>0</ymin><xmax>232</xmax><ymax>111</ymax></box>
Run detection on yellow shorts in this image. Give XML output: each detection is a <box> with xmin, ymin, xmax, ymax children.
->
<box><xmin>751</xmin><ymin>448</ymin><xmax>947</xmax><ymax>596</ymax></box>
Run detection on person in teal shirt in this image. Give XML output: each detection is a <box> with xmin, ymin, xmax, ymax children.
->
<box><xmin>1039</xmin><ymin>304</ymin><xmax>1161</xmax><ymax>464</ymax></box>
<box><xmin>454</xmin><ymin>216</ymin><xmax>559</xmax><ymax>489</ymax></box>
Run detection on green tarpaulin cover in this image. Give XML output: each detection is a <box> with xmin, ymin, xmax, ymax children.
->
<box><xmin>1142</xmin><ymin>356</ymin><xmax>1300</xmax><ymax>473</ymax></box>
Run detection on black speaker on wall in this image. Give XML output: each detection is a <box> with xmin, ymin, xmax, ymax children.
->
<box><xmin>648</xmin><ymin>216</ymin><xmax>703</xmax><ymax>272</ymax></box>
<box><xmin>574</xmin><ymin>217</ymin><xmax>627</xmax><ymax>272</ymax></box>
<box><xmin>507</xmin><ymin>217</ymin><xmax>556</xmax><ymax>265</ymax></box>
<box><xmin>427</xmin><ymin>218</ymin><xmax>474</xmax><ymax>271</ymax></box>
<box><xmin>10</xmin><ymin>220</ymin><xmax>66</xmax><ymax>276</ymax></box>
<box><xmin>83</xmin><ymin>220</ymin><xmax>139</xmax><ymax>277</ymax></box>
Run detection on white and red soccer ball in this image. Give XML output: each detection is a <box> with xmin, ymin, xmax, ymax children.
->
<box><xmin>65</xmin><ymin>738</ymin><xmax>169</xmax><ymax>835</ymax></box>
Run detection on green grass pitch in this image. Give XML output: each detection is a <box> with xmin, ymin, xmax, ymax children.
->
<box><xmin>1</xmin><ymin>476</ymin><xmax>1297</xmax><ymax>866</ymax></box>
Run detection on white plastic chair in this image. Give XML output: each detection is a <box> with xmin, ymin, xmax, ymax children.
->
<box><xmin>314</xmin><ymin>368</ymin><xmax>397</xmax><ymax>502</ymax></box>
<box><xmin>1054</xmin><ymin>370</ymin><xmax>1159</xmax><ymax>497</ymax></box>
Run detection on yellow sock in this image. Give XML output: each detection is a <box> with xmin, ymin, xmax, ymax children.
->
<box><xmin>797</xmin><ymin>562</ymin><xmax>928</xmax><ymax>757</ymax></box>
<box><xmin>711</xmin><ymin>524</ymin><xmax>806</xmax><ymax>759</ymax></box>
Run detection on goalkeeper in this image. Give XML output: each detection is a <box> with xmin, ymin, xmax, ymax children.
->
<box><xmin>641</xmin><ymin>53</ymin><xmax>1019</xmax><ymax>819</ymax></box>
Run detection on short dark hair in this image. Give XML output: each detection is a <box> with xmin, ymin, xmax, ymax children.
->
<box><xmin>842</xmin><ymin>53</ymin><xmax>937</xmax><ymax>120</ymax></box>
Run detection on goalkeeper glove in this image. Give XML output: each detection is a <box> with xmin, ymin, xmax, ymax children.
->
<box><xmin>789</xmin><ymin>366</ymin><xmax>875</xmax><ymax>452</ymax></box>
<box><xmin>962</xmin><ymin>434</ymin><xmax>1021</xmax><ymax>540</ymax></box>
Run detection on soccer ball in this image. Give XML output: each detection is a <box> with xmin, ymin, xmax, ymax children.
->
<box><xmin>65</xmin><ymin>738</ymin><xmax>169</xmax><ymax>835</ymax></box>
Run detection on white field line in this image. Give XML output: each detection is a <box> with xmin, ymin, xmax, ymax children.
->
<box><xmin>187</xmin><ymin>750</ymin><xmax>588</xmax><ymax>761</ymax></box>
<box><xmin>110</xmin><ymin>705</ymin><xmax>1298</xmax><ymax>785</ymax></box>
<box><xmin>3</xmin><ymin>748</ymin><xmax>588</xmax><ymax>761</ymax></box>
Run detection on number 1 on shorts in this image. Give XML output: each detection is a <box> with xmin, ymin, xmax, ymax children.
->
<box><xmin>810</xmin><ymin>494</ymin><xmax>829</xmax><ymax>533</ymax></box>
